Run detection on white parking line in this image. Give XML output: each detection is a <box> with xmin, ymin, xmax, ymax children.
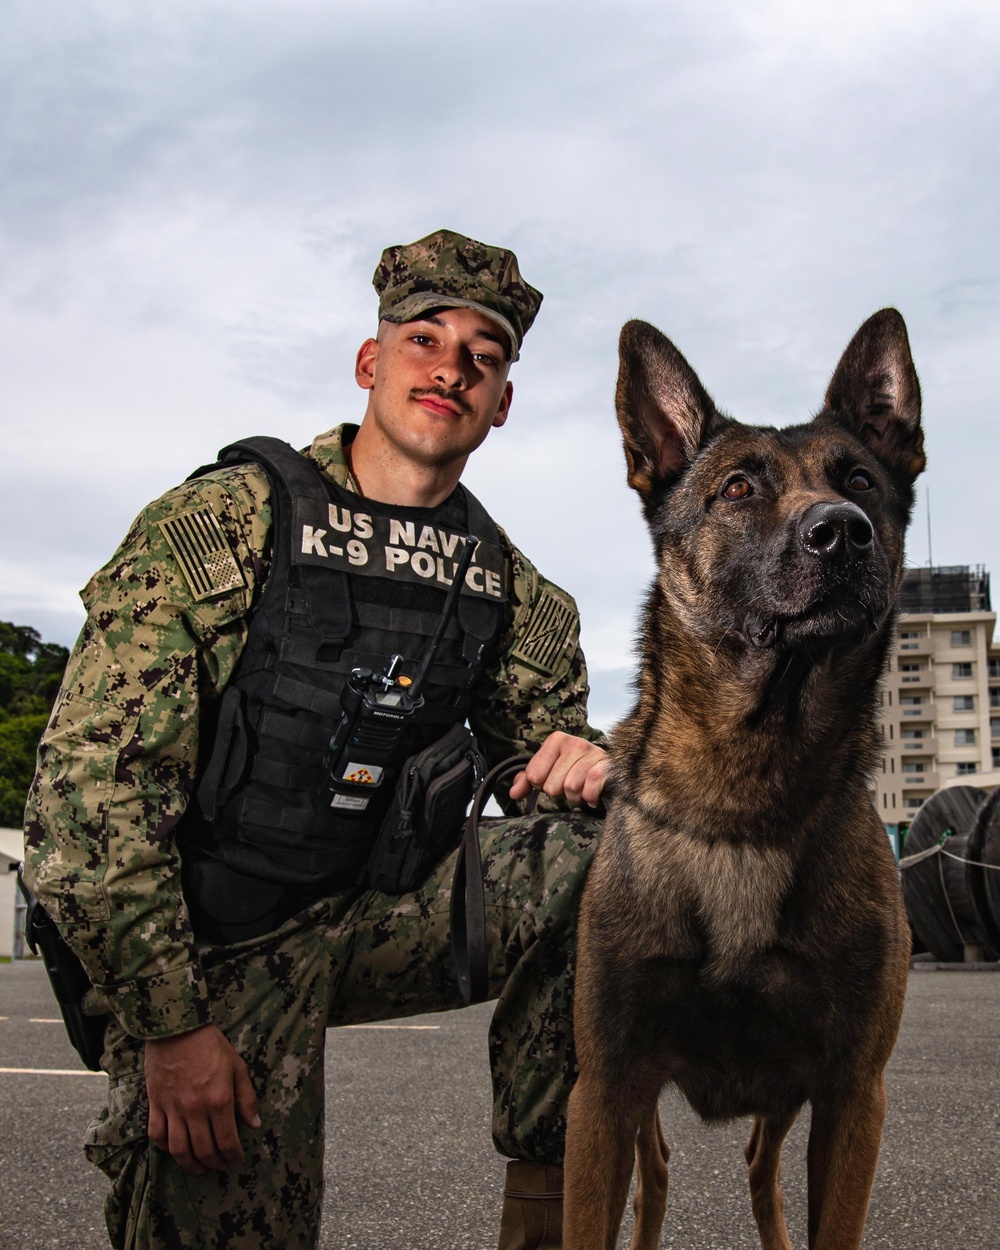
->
<box><xmin>30</xmin><ymin>1018</ymin><xmax>63</xmax><ymax>1024</ymax></box>
<box><xmin>342</xmin><ymin>1024</ymin><xmax>440</xmax><ymax>1030</ymax></box>
<box><xmin>0</xmin><ymin>1067</ymin><xmax>105</xmax><ymax>1077</ymax></box>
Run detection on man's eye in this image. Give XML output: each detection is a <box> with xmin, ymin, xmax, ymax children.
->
<box><xmin>848</xmin><ymin>469</ymin><xmax>873</xmax><ymax>491</ymax></box>
<box><xmin>722</xmin><ymin>476</ymin><xmax>753</xmax><ymax>500</ymax></box>
<box><xmin>473</xmin><ymin>353</ymin><xmax>500</xmax><ymax>367</ymax></box>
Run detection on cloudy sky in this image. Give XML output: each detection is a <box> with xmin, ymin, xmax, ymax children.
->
<box><xmin>2</xmin><ymin>0</ymin><xmax>999</xmax><ymax>728</ymax></box>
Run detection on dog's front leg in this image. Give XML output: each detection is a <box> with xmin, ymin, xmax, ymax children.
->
<box><xmin>564</xmin><ymin>1075</ymin><xmax>652</xmax><ymax>1250</ymax></box>
<box><xmin>744</xmin><ymin>1111</ymin><xmax>798</xmax><ymax>1250</ymax></box>
<box><xmin>630</xmin><ymin>1105</ymin><xmax>669</xmax><ymax>1250</ymax></box>
<box><xmin>806</xmin><ymin>1077</ymin><xmax>888</xmax><ymax>1250</ymax></box>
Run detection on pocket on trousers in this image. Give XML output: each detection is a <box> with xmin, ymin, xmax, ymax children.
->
<box><xmin>83</xmin><ymin>1074</ymin><xmax>147</xmax><ymax>1180</ymax></box>
<box><xmin>83</xmin><ymin>1074</ymin><xmax>154</xmax><ymax>1249</ymax></box>
<box><xmin>84</xmin><ymin>1074</ymin><xmax>320</xmax><ymax>1250</ymax></box>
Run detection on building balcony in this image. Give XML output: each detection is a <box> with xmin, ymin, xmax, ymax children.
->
<box><xmin>898</xmin><ymin>673</ymin><xmax>932</xmax><ymax>688</ymax></box>
<box><xmin>901</xmin><ymin>736</ymin><xmax>937</xmax><ymax>753</ymax></box>
<box><xmin>898</xmin><ymin>770</ymin><xmax>940</xmax><ymax>790</ymax></box>
<box><xmin>897</xmin><ymin>638</ymin><xmax>932</xmax><ymax>655</ymax></box>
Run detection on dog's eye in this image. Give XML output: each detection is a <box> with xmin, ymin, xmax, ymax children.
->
<box><xmin>848</xmin><ymin>469</ymin><xmax>873</xmax><ymax>491</ymax></box>
<box><xmin>722</xmin><ymin>476</ymin><xmax>753</xmax><ymax>500</ymax></box>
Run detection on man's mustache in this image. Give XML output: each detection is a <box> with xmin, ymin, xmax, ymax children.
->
<box><xmin>410</xmin><ymin>386</ymin><xmax>474</xmax><ymax>416</ymax></box>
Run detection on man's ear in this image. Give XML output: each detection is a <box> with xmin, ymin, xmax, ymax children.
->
<box><xmin>616</xmin><ymin>319</ymin><xmax>731</xmax><ymax>506</ymax></box>
<box><xmin>821</xmin><ymin>308</ymin><xmax>925</xmax><ymax>482</ymax></box>
<box><xmin>491</xmin><ymin>381</ymin><xmax>513</xmax><ymax>429</ymax></box>
<box><xmin>355</xmin><ymin>337</ymin><xmax>379</xmax><ymax>391</ymax></box>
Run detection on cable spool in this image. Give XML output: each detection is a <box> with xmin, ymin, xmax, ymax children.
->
<box><xmin>967</xmin><ymin>787</ymin><xmax>1000</xmax><ymax>953</ymax></box>
<box><xmin>899</xmin><ymin>785</ymin><xmax>999</xmax><ymax>963</ymax></box>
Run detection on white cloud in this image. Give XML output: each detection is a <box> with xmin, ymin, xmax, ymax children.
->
<box><xmin>2</xmin><ymin>0</ymin><xmax>1000</xmax><ymax>695</ymax></box>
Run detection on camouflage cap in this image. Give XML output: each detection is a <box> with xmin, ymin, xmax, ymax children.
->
<box><xmin>373</xmin><ymin>229</ymin><xmax>543</xmax><ymax>361</ymax></box>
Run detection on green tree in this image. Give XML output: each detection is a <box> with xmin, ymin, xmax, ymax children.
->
<box><xmin>0</xmin><ymin>713</ymin><xmax>49</xmax><ymax>826</ymax></box>
<box><xmin>0</xmin><ymin>623</ymin><xmax>69</xmax><ymax>827</ymax></box>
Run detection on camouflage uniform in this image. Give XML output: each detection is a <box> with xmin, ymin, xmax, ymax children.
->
<box><xmin>24</xmin><ymin>416</ymin><xmax>605</xmax><ymax>1246</ymax></box>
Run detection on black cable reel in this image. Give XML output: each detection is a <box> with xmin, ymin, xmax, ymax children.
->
<box><xmin>900</xmin><ymin>785</ymin><xmax>1000</xmax><ymax>962</ymax></box>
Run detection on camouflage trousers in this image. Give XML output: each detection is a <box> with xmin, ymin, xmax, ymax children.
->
<box><xmin>82</xmin><ymin>810</ymin><xmax>600</xmax><ymax>1250</ymax></box>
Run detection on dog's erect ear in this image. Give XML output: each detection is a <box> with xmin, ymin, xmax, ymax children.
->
<box><xmin>823</xmin><ymin>309</ymin><xmax>925</xmax><ymax>481</ymax></box>
<box><xmin>616</xmin><ymin>319</ymin><xmax>730</xmax><ymax>500</ymax></box>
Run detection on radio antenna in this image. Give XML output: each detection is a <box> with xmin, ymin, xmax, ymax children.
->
<box><xmin>926</xmin><ymin>486</ymin><xmax>933</xmax><ymax>570</ymax></box>
<box><xmin>409</xmin><ymin>538</ymin><xmax>477</xmax><ymax>699</ymax></box>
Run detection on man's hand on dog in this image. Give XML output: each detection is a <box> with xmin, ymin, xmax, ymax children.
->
<box><xmin>509</xmin><ymin>731</ymin><xmax>609</xmax><ymax>808</ymax></box>
<box><xmin>145</xmin><ymin>1025</ymin><xmax>261</xmax><ymax>1173</ymax></box>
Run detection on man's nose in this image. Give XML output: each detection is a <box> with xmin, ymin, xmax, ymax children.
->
<box><xmin>432</xmin><ymin>345</ymin><xmax>467</xmax><ymax>389</ymax></box>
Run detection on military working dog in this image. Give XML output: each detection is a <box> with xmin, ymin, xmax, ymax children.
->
<box><xmin>564</xmin><ymin>310</ymin><xmax>923</xmax><ymax>1250</ymax></box>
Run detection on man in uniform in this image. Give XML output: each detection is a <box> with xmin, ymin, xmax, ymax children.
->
<box><xmin>24</xmin><ymin>229</ymin><xmax>608</xmax><ymax>1250</ymax></box>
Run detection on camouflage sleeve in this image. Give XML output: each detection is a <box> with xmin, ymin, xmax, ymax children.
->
<box><xmin>22</xmin><ymin>464</ymin><xmax>271</xmax><ymax>1039</ymax></box>
<box><xmin>469</xmin><ymin>532</ymin><xmax>608</xmax><ymax>782</ymax></box>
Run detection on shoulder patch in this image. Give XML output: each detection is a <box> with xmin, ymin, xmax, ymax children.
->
<box><xmin>157</xmin><ymin>507</ymin><xmax>246</xmax><ymax>601</ymax></box>
<box><xmin>511</xmin><ymin>585</ymin><xmax>576</xmax><ymax>676</ymax></box>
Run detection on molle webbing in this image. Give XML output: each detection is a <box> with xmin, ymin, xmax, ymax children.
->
<box><xmin>179</xmin><ymin>435</ymin><xmax>505</xmax><ymax>887</ymax></box>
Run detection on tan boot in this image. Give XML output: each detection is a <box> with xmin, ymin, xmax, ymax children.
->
<box><xmin>497</xmin><ymin>1160</ymin><xmax>564</xmax><ymax>1250</ymax></box>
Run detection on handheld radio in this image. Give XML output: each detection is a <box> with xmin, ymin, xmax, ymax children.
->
<box><xmin>322</xmin><ymin>537</ymin><xmax>478</xmax><ymax>819</ymax></box>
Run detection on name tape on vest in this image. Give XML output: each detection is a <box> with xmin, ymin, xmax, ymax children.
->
<box><xmin>291</xmin><ymin>497</ymin><xmax>506</xmax><ymax>601</ymax></box>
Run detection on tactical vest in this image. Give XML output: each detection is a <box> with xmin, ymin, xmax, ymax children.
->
<box><xmin>176</xmin><ymin>436</ymin><xmax>507</xmax><ymax>889</ymax></box>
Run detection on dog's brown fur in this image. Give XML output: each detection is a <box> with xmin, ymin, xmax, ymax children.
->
<box><xmin>564</xmin><ymin>310</ymin><xmax>923</xmax><ymax>1249</ymax></box>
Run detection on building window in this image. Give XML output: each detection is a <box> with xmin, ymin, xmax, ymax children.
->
<box><xmin>900</xmin><ymin>695</ymin><xmax>923</xmax><ymax>705</ymax></box>
<box><xmin>953</xmin><ymin>696</ymin><xmax>975</xmax><ymax>712</ymax></box>
<box><xmin>952</xmin><ymin>663</ymin><xmax>973</xmax><ymax>679</ymax></box>
<box><xmin>955</xmin><ymin>728</ymin><xmax>977</xmax><ymax>746</ymax></box>
<box><xmin>901</xmin><ymin>762</ymin><xmax>924</xmax><ymax>774</ymax></box>
<box><xmin>900</xmin><ymin>630</ymin><xmax>919</xmax><ymax>638</ymax></box>
<box><xmin>992</xmin><ymin>718</ymin><xmax>1000</xmax><ymax>740</ymax></box>
<box><xmin>990</xmin><ymin>658</ymin><xmax>1000</xmax><ymax>679</ymax></box>
<box><xmin>901</xmin><ymin>728</ymin><xmax>924</xmax><ymax>740</ymax></box>
<box><xmin>991</xmin><ymin>691</ymin><xmax>1000</xmax><ymax>709</ymax></box>
<box><xmin>899</xmin><ymin>662</ymin><xmax>922</xmax><ymax>672</ymax></box>
<box><xmin>957</xmin><ymin>762</ymin><xmax>978</xmax><ymax>775</ymax></box>
<box><xmin>951</xmin><ymin>630</ymin><xmax>972</xmax><ymax>647</ymax></box>
<box><xmin>993</xmin><ymin>747</ymin><xmax>1000</xmax><ymax>768</ymax></box>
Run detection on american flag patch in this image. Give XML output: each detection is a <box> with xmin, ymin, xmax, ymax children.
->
<box><xmin>511</xmin><ymin>586</ymin><xmax>576</xmax><ymax>677</ymax></box>
<box><xmin>158</xmin><ymin>507</ymin><xmax>245</xmax><ymax>601</ymax></box>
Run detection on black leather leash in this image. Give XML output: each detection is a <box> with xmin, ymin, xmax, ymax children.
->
<box><xmin>451</xmin><ymin>754</ymin><xmax>534</xmax><ymax>1005</ymax></box>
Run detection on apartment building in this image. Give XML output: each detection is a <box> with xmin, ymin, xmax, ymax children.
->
<box><xmin>875</xmin><ymin>565</ymin><xmax>1000</xmax><ymax>832</ymax></box>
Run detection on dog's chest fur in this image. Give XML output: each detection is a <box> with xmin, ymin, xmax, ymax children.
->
<box><xmin>680</xmin><ymin>835</ymin><xmax>795</xmax><ymax>981</ymax></box>
<box><xmin>620</xmin><ymin>811</ymin><xmax>797</xmax><ymax>983</ymax></box>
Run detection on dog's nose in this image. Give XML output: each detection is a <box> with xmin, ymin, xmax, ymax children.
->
<box><xmin>799</xmin><ymin>502</ymin><xmax>874</xmax><ymax>561</ymax></box>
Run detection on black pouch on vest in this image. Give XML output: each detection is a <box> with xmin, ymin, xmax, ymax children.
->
<box><xmin>366</xmin><ymin>724</ymin><xmax>482</xmax><ymax>894</ymax></box>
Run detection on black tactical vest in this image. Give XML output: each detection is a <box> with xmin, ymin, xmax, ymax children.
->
<box><xmin>176</xmin><ymin>436</ymin><xmax>507</xmax><ymax>889</ymax></box>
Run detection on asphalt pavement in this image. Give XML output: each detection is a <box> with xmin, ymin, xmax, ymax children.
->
<box><xmin>1</xmin><ymin>960</ymin><xmax>998</xmax><ymax>1249</ymax></box>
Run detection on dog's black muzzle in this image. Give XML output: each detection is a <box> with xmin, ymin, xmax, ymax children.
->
<box><xmin>799</xmin><ymin>502</ymin><xmax>874</xmax><ymax>563</ymax></box>
<box><xmin>744</xmin><ymin>503</ymin><xmax>885</xmax><ymax>650</ymax></box>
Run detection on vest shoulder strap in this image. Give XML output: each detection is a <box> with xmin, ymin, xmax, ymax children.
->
<box><xmin>194</xmin><ymin>436</ymin><xmax>352</xmax><ymax>641</ymax></box>
<box><xmin>192</xmin><ymin>435</ymin><xmax>332</xmax><ymax>503</ymax></box>
<box><xmin>456</xmin><ymin>484</ymin><xmax>503</xmax><ymax>647</ymax></box>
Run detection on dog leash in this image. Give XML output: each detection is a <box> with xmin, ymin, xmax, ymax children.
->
<box><xmin>450</xmin><ymin>754</ymin><xmax>534</xmax><ymax>1006</ymax></box>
